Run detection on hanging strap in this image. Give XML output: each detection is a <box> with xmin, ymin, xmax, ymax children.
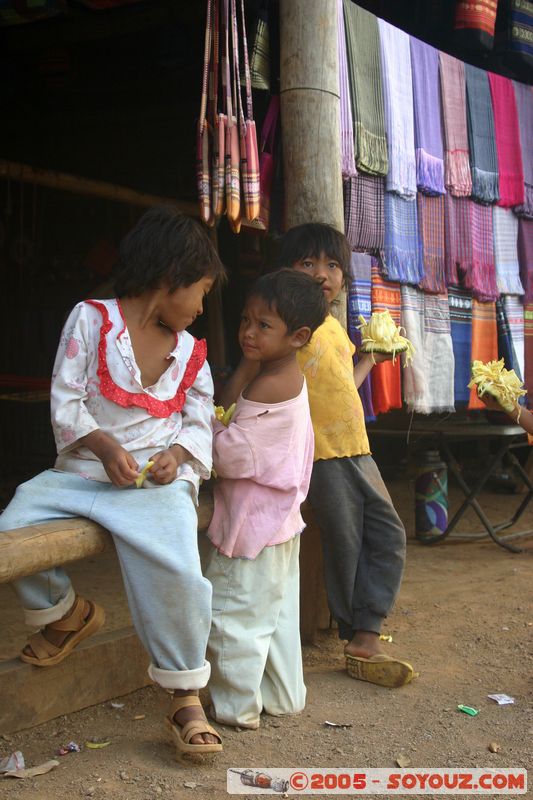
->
<box><xmin>199</xmin><ymin>0</ymin><xmax>213</xmax><ymax>133</ymax></box>
<box><xmin>208</xmin><ymin>0</ymin><xmax>220</xmax><ymax>125</ymax></box>
<box><xmin>222</xmin><ymin>0</ymin><xmax>234</xmax><ymax>124</ymax></box>
<box><xmin>230</xmin><ymin>0</ymin><xmax>245</xmax><ymax>132</ymax></box>
<box><xmin>240</xmin><ymin>0</ymin><xmax>253</xmax><ymax>122</ymax></box>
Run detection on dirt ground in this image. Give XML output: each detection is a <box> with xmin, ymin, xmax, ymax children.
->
<box><xmin>1</xmin><ymin>478</ymin><xmax>532</xmax><ymax>800</ymax></box>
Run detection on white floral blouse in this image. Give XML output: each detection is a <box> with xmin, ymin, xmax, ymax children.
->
<box><xmin>51</xmin><ymin>299</ymin><xmax>214</xmax><ymax>496</ymax></box>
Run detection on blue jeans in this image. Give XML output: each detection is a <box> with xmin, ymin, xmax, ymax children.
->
<box><xmin>0</xmin><ymin>470</ymin><xmax>212</xmax><ymax>689</ymax></box>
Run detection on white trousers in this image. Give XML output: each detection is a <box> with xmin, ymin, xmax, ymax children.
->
<box><xmin>202</xmin><ymin>535</ymin><xmax>306</xmax><ymax>729</ymax></box>
<box><xmin>0</xmin><ymin>470</ymin><xmax>212</xmax><ymax>690</ymax></box>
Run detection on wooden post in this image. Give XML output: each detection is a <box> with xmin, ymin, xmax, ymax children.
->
<box><xmin>280</xmin><ymin>0</ymin><xmax>344</xmax><ymax>642</ymax></box>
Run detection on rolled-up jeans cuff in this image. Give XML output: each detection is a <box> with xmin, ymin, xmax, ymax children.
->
<box><xmin>23</xmin><ymin>585</ymin><xmax>76</xmax><ymax>627</ymax></box>
<box><xmin>148</xmin><ymin>659</ymin><xmax>211</xmax><ymax>690</ymax></box>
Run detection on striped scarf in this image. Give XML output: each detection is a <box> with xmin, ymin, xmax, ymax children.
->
<box><xmin>343</xmin><ymin>0</ymin><xmax>388</xmax><ymax>176</ymax></box>
<box><xmin>504</xmin><ymin>295</ymin><xmax>525</xmax><ymax>382</ymax></box>
<box><xmin>493</xmin><ymin>207</ymin><xmax>524</xmax><ymax>296</ymax></box>
<box><xmin>465</xmin><ymin>64</ymin><xmax>500</xmax><ymax>204</ymax></box>
<box><xmin>401</xmin><ymin>285</ymin><xmax>455</xmax><ymax>414</ymax></box>
<box><xmin>337</xmin><ymin>0</ymin><xmax>357</xmax><ymax>179</ymax></box>
<box><xmin>444</xmin><ymin>194</ymin><xmax>499</xmax><ymax>302</ymax></box>
<box><xmin>418</xmin><ymin>193</ymin><xmax>447</xmax><ymax>294</ymax></box>
<box><xmin>454</xmin><ymin>0</ymin><xmax>498</xmax><ymax>51</ymax></box>
<box><xmin>469</xmin><ymin>300</ymin><xmax>498</xmax><ymax>409</ymax></box>
<box><xmin>488</xmin><ymin>73</ymin><xmax>525</xmax><ymax>208</ymax></box>
<box><xmin>409</xmin><ymin>36</ymin><xmax>446</xmax><ymax>196</ymax></box>
<box><xmin>343</xmin><ymin>175</ymin><xmax>385</xmax><ymax>252</ymax></box>
<box><xmin>348</xmin><ymin>253</ymin><xmax>375</xmax><ymax>421</ymax></box>
<box><xmin>518</xmin><ymin>218</ymin><xmax>533</xmax><ymax>302</ymax></box>
<box><xmin>448</xmin><ymin>287</ymin><xmax>473</xmax><ymax>405</ymax></box>
<box><xmin>378</xmin><ymin>18</ymin><xmax>416</xmax><ymax>199</ymax></box>
<box><xmin>370</xmin><ymin>264</ymin><xmax>403</xmax><ymax>414</ymax></box>
<box><xmin>513</xmin><ymin>80</ymin><xmax>533</xmax><ymax>219</ymax></box>
<box><xmin>439</xmin><ymin>52</ymin><xmax>472</xmax><ymax>197</ymax></box>
<box><xmin>381</xmin><ymin>193</ymin><xmax>424</xmax><ymax>284</ymax></box>
<box><xmin>507</xmin><ymin>0</ymin><xmax>533</xmax><ymax>67</ymax></box>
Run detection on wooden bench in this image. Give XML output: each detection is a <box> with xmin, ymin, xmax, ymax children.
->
<box><xmin>0</xmin><ymin>495</ymin><xmax>328</xmax><ymax>732</ymax></box>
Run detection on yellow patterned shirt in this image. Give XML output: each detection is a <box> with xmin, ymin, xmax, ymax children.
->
<box><xmin>296</xmin><ymin>315</ymin><xmax>370</xmax><ymax>461</ymax></box>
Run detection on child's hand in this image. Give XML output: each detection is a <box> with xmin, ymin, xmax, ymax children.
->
<box><xmin>148</xmin><ymin>449</ymin><xmax>180</xmax><ymax>484</ymax></box>
<box><xmin>479</xmin><ymin>393</ymin><xmax>511</xmax><ymax>415</ymax></box>
<box><xmin>101</xmin><ymin>445</ymin><xmax>139</xmax><ymax>487</ymax></box>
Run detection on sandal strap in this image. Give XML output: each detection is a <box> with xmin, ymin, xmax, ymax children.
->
<box><xmin>180</xmin><ymin>719</ymin><xmax>222</xmax><ymax>745</ymax></box>
<box><xmin>48</xmin><ymin>596</ymin><xmax>87</xmax><ymax>633</ymax></box>
<box><xmin>169</xmin><ymin>694</ymin><xmax>202</xmax><ymax>716</ymax></box>
<box><xmin>26</xmin><ymin>631</ymin><xmax>61</xmax><ymax>660</ymax></box>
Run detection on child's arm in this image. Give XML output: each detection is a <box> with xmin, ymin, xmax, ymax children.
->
<box><xmin>155</xmin><ymin>359</ymin><xmax>214</xmax><ymax>483</ymax></box>
<box><xmin>480</xmin><ymin>395</ymin><xmax>533</xmax><ymax>435</ymax></box>
<box><xmin>353</xmin><ymin>351</ymin><xmax>393</xmax><ymax>389</ymax></box>
<box><xmin>219</xmin><ymin>357</ymin><xmax>260</xmax><ymax>407</ymax></box>
<box><xmin>52</xmin><ymin>303</ymin><xmax>139</xmax><ymax>487</ymax></box>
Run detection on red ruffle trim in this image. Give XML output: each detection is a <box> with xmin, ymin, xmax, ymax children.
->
<box><xmin>86</xmin><ymin>300</ymin><xmax>207</xmax><ymax>418</ymax></box>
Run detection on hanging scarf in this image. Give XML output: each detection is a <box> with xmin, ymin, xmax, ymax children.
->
<box><xmin>448</xmin><ymin>286</ymin><xmax>473</xmax><ymax>405</ymax></box>
<box><xmin>377</xmin><ymin>18</ymin><xmax>416</xmax><ymax>199</ymax></box>
<box><xmin>401</xmin><ymin>285</ymin><xmax>455</xmax><ymax>414</ymax></box>
<box><xmin>381</xmin><ymin>193</ymin><xmax>423</xmax><ymax>284</ymax></box>
<box><xmin>343</xmin><ymin>0</ymin><xmax>388</xmax><ymax>176</ymax></box>
<box><xmin>504</xmin><ymin>295</ymin><xmax>525</xmax><ymax>381</ymax></box>
<box><xmin>409</xmin><ymin>36</ymin><xmax>446</xmax><ymax>196</ymax></box>
<box><xmin>444</xmin><ymin>194</ymin><xmax>499</xmax><ymax>302</ymax></box>
<box><xmin>524</xmin><ymin>303</ymin><xmax>533</xmax><ymax>406</ymax></box>
<box><xmin>454</xmin><ymin>0</ymin><xmax>498</xmax><ymax>51</ymax></box>
<box><xmin>337</xmin><ymin>0</ymin><xmax>357</xmax><ymax>179</ymax></box>
<box><xmin>493</xmin><ymin>206</ymin><xmax>524</xmax><ymax>296</ymax></box>
<box><xmin>418</xmin><ymin>193</ymin><xmax>447</xmax><ymax>294</ymax></box>
<box><xmin>370</xmin><ymin>264</ymin><xmax>402</xmax><ymax>414</ymax></box>
<box><xmin>439</xmin><ymin>51</ymin><xmax>472</xmax><ymax>197</ymax></box>
<box><xmin>348</xmin><ymin>253</ymin><xmax>375</xmax><ymax>421</ymax></box>
<box><xmin>488</xmin><ymin>73</ymin><xmax>525</xmax><ymax>208</ymax></box>
<box><xmin>465</xmin><ymin>64</ymin><xmax>500</xmax><ymax>204</ymax></box>
<box><xmin>518</xmin><ymin>218</ymin><xmax>533</xmax><ymax>302</ymax></box>
<box><xmin>513</xmin><ymin>80</ymin><xmax>533</xmax><ymax>219</ymax></box>
<box><xmin>496</xmin><ymin>297</ymin><xmax>516</xmax><ymax>371</ymax></box>
<box><xmin>469</xmin><ymin>299</ymin><xmax>498</xmax><ymax>409</ymax></box>
<box><xmin>343</xmin><ymin>175</ymin><xmax>385</xmax><ymax>251</ymax></box>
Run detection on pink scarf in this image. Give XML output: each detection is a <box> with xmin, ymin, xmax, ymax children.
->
<box><xmin>488</xmin><ymin>73</ymin><xmax>525</xmax><ymax>208</ymax></box>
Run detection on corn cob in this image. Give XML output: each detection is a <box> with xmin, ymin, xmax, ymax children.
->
<box><xmin>135</xmin><ymin>460</ymin><xmax>154</xmax><ymax>488</ymax></box>
<box><xmin>357</xmin><ymin>311</ymin><xmax>415</xmax><ymax>366</ymax></box>
<box><xmin>214</xmin><ymin>402</ymin><xmax>236</xmax><ymax>426</ymax></box>
<box><xmin>468</xmin><ymin>359</ymin><xmax>526</xmax><ymax>414</ymax></box>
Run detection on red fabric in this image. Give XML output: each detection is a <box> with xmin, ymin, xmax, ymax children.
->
<box><xmin>370</xmin><ymin>267</ymin><xmax>402</xmax><ymax>414</ymax></box>
<box><xmin>86</xmin><ymin>300</ymin><xmax>207</xmax><ymax>419</ymax></box>
<box><xmin>455</xmin><ymin>0</ymin><xmax>498</xmax><ymax>35</ymax></box>
<box><xmin>488</xmin><ymin>72</ymin><xmax>525</xmax><ymax>208</ymax></box>
<box><xmin>468</xmin><ymin>299</ymin><xmax>498</xmax><ymax>410</ymax></box>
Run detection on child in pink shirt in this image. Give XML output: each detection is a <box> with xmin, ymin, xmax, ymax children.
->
<box><xmin>204</xmin><ymin>269</ymin><xmax>327</xmax><ymax>729</ymax></box>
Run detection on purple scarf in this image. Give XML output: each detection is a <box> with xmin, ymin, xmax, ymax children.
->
<box><xmin>409</xmin><ymin>36</ymin><xmax>446</xmax><ymax>196</ymax></box>
<box><xmin>513</xmin><ymin>81</ymin><xmax>533</xmax><ymax>219</ymax></box>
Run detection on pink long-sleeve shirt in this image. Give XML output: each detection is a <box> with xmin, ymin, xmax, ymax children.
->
<box><xmin>207</xmin><ymin>382</ymin><xmax>314</xmax><ymax>559</ymax></box>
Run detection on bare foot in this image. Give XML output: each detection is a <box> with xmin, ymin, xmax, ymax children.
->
<box><xmin>172</xmin><ymin>689</ymin><xmax>219</xmax><ymax>746</ymax></box>
<box><xmin>344</xmin><ymin>630</ymin><xmax>383</xmax><ymax>660</ymax></box>
<box><xmin>23</xmin><ymin>599</ymin><xmax>91</xmax><ymax>658</ymax></box>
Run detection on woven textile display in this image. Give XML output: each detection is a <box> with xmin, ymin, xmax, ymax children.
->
<box><xmin>493</xmin><ymin>206</ymin><xmax>524</xmax><ymax>295</ymax></box>
<box><xmin>488</xmin><ymin>72</ymin><xmax>525</xmax><ymax>208</ymax></box>
<box><xmin>348</xmin><ymin>253</ymin><xmax>375</xmax><ymax>420</ymax></box>
<box><xmin>469</xmin><ymin>300</ymin><xmax>498</xmax><ymax>409</ymax></box>
<box><xmin>344</xmin><ymin>175</ymin><xmax>385</xmax><ymax>251</ymax></box>
<box><xmin>410</xmin><ymin>36</ymin><xmax>446</xmax><ymax>196</ymax></box>
<box><xmin>381</xmin><ymin>193</ymin><xmax>423</xmax><ymax>284</ymax></box>
<box><xmin>418</xmin><ymin>193</ymin><xmax>447</xmax><ymax>294</ymax></box>
<box><xmin>513</xmin><ymin>80</ymin><xmax>533</xmax><ymax>218</ymax></box>
<box><xmin>370</xmin><ymin>263</ymin><xmax>403</xmax><ymax>414</ymax></box>
<box><xmin>465</xmin><ymin>63</ymin><xmax>500</xmax><ymax>204</ymax></box>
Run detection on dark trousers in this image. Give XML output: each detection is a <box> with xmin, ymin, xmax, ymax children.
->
<box><xmin>307</xmin><ymin>455</ymin><xmax>406</xmax><ymax>641</ymax></box>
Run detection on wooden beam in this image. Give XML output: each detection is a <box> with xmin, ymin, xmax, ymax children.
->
<box><xmin>0</xmin><ymin>495</ymin><xmax>214</xmax><ymax>584</ymax></box>
<box><xmin>0</xmin><ymin>159</ymin><xmax>198</xmax><ymax>216</ymax></box>
<box><xmin>0</xmin><ymin>627</ymin><xmax>151</xmax><ymax>734</ymax></box>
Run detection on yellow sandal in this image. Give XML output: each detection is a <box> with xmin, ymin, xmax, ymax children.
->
<box><xmin>166</xmin><ymin>695</ymin><xmax>223</xmax><ymax>756</ymax></box>
<box><xmin>20</xmin><ymin>596</ymin><xmax>105</xmax><ymax>667</ymax></box>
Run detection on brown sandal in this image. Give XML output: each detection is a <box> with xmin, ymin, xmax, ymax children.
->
<box><xmin>166</xmin><ymin>695</ymin><xmax>223</xmax><ymax>756</ymax></box>
<box><xmin>20</xmin><ymin>596</ymin><xmax>105</xmax><ymax>667</ymax></box>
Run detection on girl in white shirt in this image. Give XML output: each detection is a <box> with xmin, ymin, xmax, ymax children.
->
<box><xmin>0</xmin><ymin>207</ymin><xmax>225</xmax><ymax>757</ymax></box>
